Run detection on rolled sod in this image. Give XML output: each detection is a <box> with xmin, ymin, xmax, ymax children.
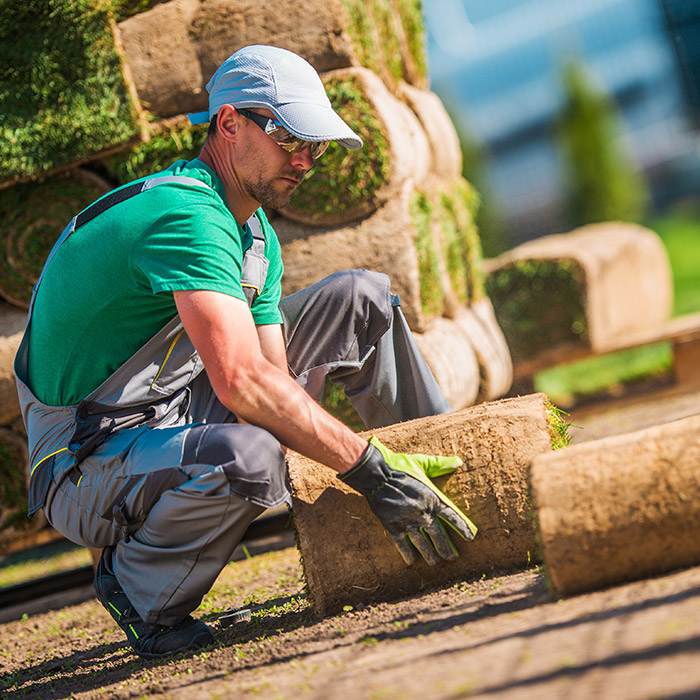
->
<box><xmin>454</xmin><ymin>299</ymin><xmax>513</xmax><ymax>402</ymax></box>
<box><xmin>412</xmin><ymin>316</ymin><xmax>480</xmax><ymax>411</ymax></box>
<box><xmin>0</xmin><ymin>169</ymin><xmax>111</xmax><ymax>308</ymax></box>
<box><xmin>485</xmin><ymin>222</ymin><xmax>673</xmax><ymax>373</ymax></box>
<box><xmin>399</xmin><ymin>83</ymin><xmax>463</xmax><ymax>179</ymax></box>
<box><xmin>531</xmin><ymin>414</ymin><xmax>700</xmax><ymax>597</ymax></box>
<box><xmin>281</xmin><ymin>67</ymin><xmax>429</xmax><ymax>227</ymax></box>
<box><xmin>0</xmin><ymin>303</ymin><xmax>29</xmax><ymax>428</ymax></box>
<box><xmin>103</xmin><ymin>117</ymin><xmax>208</xmax><ymax>185</ymax></box>
<box><xmin>117</xmin><ymin>0</ymin><xmax>428</xmax><ymax>120</ymax></box>
<box><xmin>412</xmin><ymin>300</ymin><xmax>513</xmax><ymax>409</ymax></box>
<box><xmin>0</xmin><ymin>0</ymin><xmax>139</xmax><ymax>183</ymax></box>
<box><xmin>288</xmin><ymin>393</ymin><xmax>555</xmax><ymax>617</ymax></box>
<box><xmin>277</xmin><ymin>174</ymin><xmax>484</xmax><ymax>334</ymax></box>
<box><xmin>0</xmin><ymin>427</ymin><xmax>41</xmax><ymax>549</ymax></box>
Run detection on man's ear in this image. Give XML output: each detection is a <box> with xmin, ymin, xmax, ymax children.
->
<box><xmin>215</xmin><ymin>104</ymin><xmax>240</xmax><ymax>144</ymax></box>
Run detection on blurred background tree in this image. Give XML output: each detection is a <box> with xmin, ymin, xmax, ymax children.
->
<box><xmin>555</xmin><ymin>60</ymin><xmax>650</xmax><ymax>228</ymax></box>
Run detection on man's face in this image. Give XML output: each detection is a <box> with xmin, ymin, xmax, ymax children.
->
<box><xmin>237</xmin><ymin>109</ymin><xmax>315</xmax><ymax>210</ymax></box>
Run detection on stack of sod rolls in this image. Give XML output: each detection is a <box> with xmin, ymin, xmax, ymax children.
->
<box><xmin>0</xmin><ymin>302</ymin><xmax>45</xmax><ymax>548</ymax></box>
<box><xmin>117</xmin><ymin>0</ymin><xmax>512</xmax><ymax>408</ymax></box>
<box><xmin>1</xmin><ymin>0</ymin><xmax>512</xmax><ymax>413</ymax></box>
<box><xmin>0</xmin><ymin>0</ymin><xmax>512</xmax><ymax>543</ymax></box>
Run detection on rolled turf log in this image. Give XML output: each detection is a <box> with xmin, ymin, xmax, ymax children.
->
<box><xmin>398</xmin><ymin>83</ymin><xmax>462</xmax><ymax>179</ymax></box>
<box><xmin>412</xmin><ymin>299</ymin><xmax>512</xmax><ymax>409</ymax></box>
<box><xmin>278</xmin><ymin>175</ymin><xmax>484</xmax><ymax>333</ymax></box>
<box><xmin>102</xmin><ymin>116</ymin><xmax>209</xmax><ymax>185</ymax></box>
<box><xmin>455</xmin><ymin>299</ymin><xmax>513</xmax><ymax>402</ymax></box>
<box><xmin>1</xmin><ymin>1</ymin><xmax>140</xmax><ymax>185</ymax></box>
<box><xmin>531</xmin><ymin>415</ymin><xmax>700</xmax><ymax>598</ymax></box>
<box><xmin>117</xmin><ymin>0</ymin><xmax>428</xmax><ymax>120</ymax></box>
<box><xmin>412</xmin><ymin>317</ymin><xmax>480</xmax><ymax>410</ymax></box>
<box><xmin>0</xmin><ymin>427</ymin><xmax>46</xmax><ymax>550</ymax></box>
<box><xmin>288</xmin><ymin>393</ymin><xmax>556</xmax><ymax>617</ymax></box>
<box><xmin>0</xmin><ymin>169</ymin><xmax>111</xmax><ymax>308</ymax></box>
<box><xmin>0</xmin><ymin>303</ymin><xmax>29</xmax><ymax>428</ymax></box>
<box><xmin>485</xmin><ymin>222</ymin><xmax>673</xmax><ymax>375</ymax></box>
<box><xmin>280</xmin><ymin>67</ymin><xmax>430</xmax><ymax>227</ymax></box>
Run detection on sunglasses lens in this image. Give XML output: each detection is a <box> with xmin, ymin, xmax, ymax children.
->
<box><xmin>310</xmin><ymin>141</ymin><xmax>330</xmax><ymax>159</ymax></box>
<box><xmin>267</xmin><ymin>123</ymin><xmax>329</xmax><ymax>159</ymax></box>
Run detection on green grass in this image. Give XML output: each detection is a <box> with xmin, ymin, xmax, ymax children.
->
<box><xmin>0</xmin><ymin>540</ymin><xmax>93</xmax><ymax>589</ymax></box>
<box><xmin>651</xmin><ymin>209</ymin><xmax>700</xmax><ymax>317</ymax></box>
<box><xmin>535</xmin><ymin>341</ymin><xmax>673</xmax><ymax>406</ymax></box>
<box><xmin>0</xmin><ymin>0</ymin><xmax>140</xmax><ymax>182</ymax></box>
<box><xmin>534</xmin><ymin>208</ymin><xmax>700</xmax><ymax>406</ymax></box>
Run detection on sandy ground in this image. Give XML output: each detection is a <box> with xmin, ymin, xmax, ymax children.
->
<box><xmin>2</xmin><ymin>387</ymin><xmax>700</xmax><ymax>699</ymax></box>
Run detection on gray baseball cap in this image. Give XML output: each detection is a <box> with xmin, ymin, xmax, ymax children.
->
<box><xmin>187</xmin><ymin>45</ymin><xmax>363</xmax><ymax>150</ymax></box>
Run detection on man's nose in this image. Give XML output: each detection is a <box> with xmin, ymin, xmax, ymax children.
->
<box><xmin>290</xmin><ymin>144</ymin><xmax>314</xmax><ymax>171</ymax></box>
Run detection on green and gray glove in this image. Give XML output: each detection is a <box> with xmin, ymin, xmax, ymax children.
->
<box><xmin>339</xmin><ymin>436</ymin><xmax>477</xmax><ymax>566</ymax></box>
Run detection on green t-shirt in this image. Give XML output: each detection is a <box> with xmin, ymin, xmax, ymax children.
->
<box><xmin>26</xmin><ymin>158</ymin><xmax>283</xmax><ymax>407</ymax></box>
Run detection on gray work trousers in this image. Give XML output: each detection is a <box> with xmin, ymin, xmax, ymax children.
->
<box><xmin>43</xmin><ymin>270</ymin><xmax>449</xmax><ymax>625</ymax></box>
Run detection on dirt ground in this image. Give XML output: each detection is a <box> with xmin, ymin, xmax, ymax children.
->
<box><xmin>2</xmin><ymin>387</ymin><xmax>700</xmax><ymax>699</ymax></box>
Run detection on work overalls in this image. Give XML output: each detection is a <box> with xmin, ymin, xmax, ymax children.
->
<box><xmin>15</xmin><ymin>174</ymin><xmax>450</xmax><ymax>626</ymax></box>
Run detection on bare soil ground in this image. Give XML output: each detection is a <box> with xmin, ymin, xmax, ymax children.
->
<box><xmin>2</xmin><ymin>387</ymin><xmax>700</xmax><ymax>699</ymax></box>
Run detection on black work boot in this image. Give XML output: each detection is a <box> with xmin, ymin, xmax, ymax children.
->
<box><xmin>94</xmin><ymin>546</ymin><xmax>214</xmax><ymax>659</ymax></box>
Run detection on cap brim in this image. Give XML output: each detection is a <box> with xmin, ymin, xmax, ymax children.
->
<box><xmin>271</xmin><ymin>102</ymin><xmax>363</xmax><ymax>150</ymax></box>
<box><xmin>187</xmin><ymin>111</ymin><xmax>210</xmax><ymax>125</ymax></box>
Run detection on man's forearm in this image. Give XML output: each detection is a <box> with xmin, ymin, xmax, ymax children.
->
<box><xmin>216</xmin><ymin>356</ymin><xmax>367</xmax><ymax>473</ymax></box>
<box><xmin>175</xmin><ymin>290</ymin><xmax>367</xmax><ymax>472</ymax></box>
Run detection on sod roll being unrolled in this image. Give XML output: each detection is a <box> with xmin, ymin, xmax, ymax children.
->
<box><xmin>289</xmin><ymin>393</ymin><xmax>555</xmax><ymax>617</ymax></box>
<box><xmin>531</xmin><ymin>415</ymin><xmax>700</xmax><ymax>597</ymax></box>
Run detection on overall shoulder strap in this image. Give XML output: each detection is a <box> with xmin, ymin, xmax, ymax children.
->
<box><xmin>246</xmin><ymin>211</ymin><xmax>266</xmax><ymax>255</ymax></box>
<box><xmin>241</xmin><ymin>211</ymin><xmax>269</xmax><ymax>305</ymax></box>
<box><xmin>74</xmin><ymin>175</ymin><xmax>210</xmax><ymax>231</ymax></box>
<box><xmin>30</xmin><ymin>175</ymin><xmax>212</xmax><ymax>315</ymax></box>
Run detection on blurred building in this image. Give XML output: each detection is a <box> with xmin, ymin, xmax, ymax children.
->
<box><xmin>424</xmin><ymin>0</ymin><xmax>700</xmax><ymax>244</ymax></box>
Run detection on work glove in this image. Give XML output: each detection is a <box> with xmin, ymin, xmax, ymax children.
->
<box><xmin>339</xmin><ymin>436</ymin><xmax>477</xmax><ymax>566</ymax></box>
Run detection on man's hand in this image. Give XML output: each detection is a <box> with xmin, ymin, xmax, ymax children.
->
<box><xmin>339</xmin><ymin>436</ymin><xmax>477</xmax><ymax>566</ymax></box>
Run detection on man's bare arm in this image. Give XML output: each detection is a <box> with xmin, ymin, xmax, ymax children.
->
<box><xmin>255</xmin><ymin>323</ymin><xmax>288</xmax><ymax>375</ymax></box>
<box><xmin>174</xmin><ymin>289</ymin><xmax>366</xmax><ymax>472</ymax></box>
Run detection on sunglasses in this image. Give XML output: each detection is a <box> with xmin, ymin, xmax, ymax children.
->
<box><xmin>237</xmin><ymin>108</ymin><xmax>329</xmax><ymax>160</ymax></box>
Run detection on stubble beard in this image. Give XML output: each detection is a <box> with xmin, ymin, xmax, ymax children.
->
<box><xmin>245</xmin><ymin>175</ymin><xmax>298</xmax><ymax>210</ymax></box>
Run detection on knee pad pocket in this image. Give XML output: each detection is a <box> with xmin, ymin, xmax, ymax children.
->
<box><xmin>183</xmin><ymin>424</ymin><xmax>288</xmax><ymax>508</ymax></box>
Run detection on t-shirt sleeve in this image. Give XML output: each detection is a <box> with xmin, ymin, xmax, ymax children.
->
<box><xmin>131</xmin><ymin>200</ymin><xmax>248</xmax><ymax>302</ymax></box>
<box><xmin>250</xmin><ymin>212</ymin><xmax>284</xmax><ymax>326</ymax></box>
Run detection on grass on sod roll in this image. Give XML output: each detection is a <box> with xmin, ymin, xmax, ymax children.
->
<box><xmin>285</xmin><ymin>75</ymin><xmax>391</xmax><ymax>221</ymax></box>
<box><xmin>411</xmin><ymin>191</ymin><xmax>444</xmax><ymax>317</ymax></box>
<box><xmin>0</xmin><ymin>171</ymin><xmax>110</xmax><ymax>308</ymax></box>
<box><xmin>0</xmin><ymin>0</ymin><xmax>139</xmax><ymax>183</ymax></box>
<box><xmin>104</xmin><ymin>121</ymin><xmax>209</xmax><ymax>184</ymax></box>
<box><xmin>486</xmin><ymin>259</ymin><xmax>588</xmax><ymax>364</ymax></box>
<box><xmin>340</xmin><ymin>0</ymin><xmax>427</xmax><ymax>87</ymax></box>
<box><xmin>534</xmin><ymin>208</ymin><xmax>700</xmax><ymax>406</ymax></box>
